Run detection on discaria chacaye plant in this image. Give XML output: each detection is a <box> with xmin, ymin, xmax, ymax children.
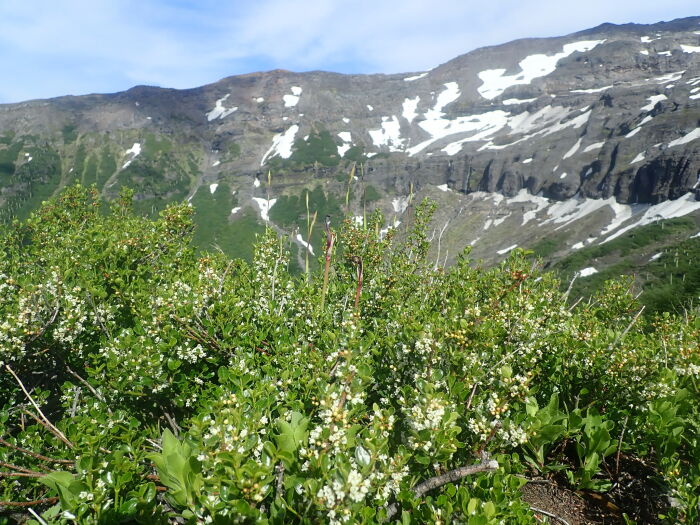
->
<box><xmin>0</xmin><ymin>185</ymin><xmax>698</xmax><ymax>524</ymax></box>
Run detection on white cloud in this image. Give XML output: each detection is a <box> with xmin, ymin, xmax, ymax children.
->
<box><xmin>0</xmin><ymin>0</ymin><xmax>697</xmax><ymax>102</ymax></box>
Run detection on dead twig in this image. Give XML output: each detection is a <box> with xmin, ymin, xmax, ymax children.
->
<box><xmin>615</xmin><ymin>415</ymin><xmax>629</xmax><ymax>477</ymax></box>
<box><xmin>275</xmin><ymin>463</ymin><xmax>285</xmax><ymax>496</ymax></box>
<box><xmin>0</xmin><ymin>471</ymin><xmax>47</xmax><ymax>478</ymax></box>
<box><xmin>0</xmin><ymin>460</ymin><xmax>47</xmax><ymax>475</ymax></box>
<box><xmin>0</xmin><ymin>437</ymin><xmax>73</xmax><ymax>465</ymax></box>
<box><xmin>608</xmin><ymin>307</ymin><xmax>645</xmax><ymax>351</ymax></box>
<box><xmin>530</xmin><ymin>506</ymin><xmax>570</xmax><ymax>525</ymax></box>
<box><xmin>0</xmin><ymin>497</ymin><xmax>59</xmax><ymax>508</ymax></box>
<box><xmin>65</xmin><ymin>366</ymin><xmax>110</xmax><ymax>412</ymax></box>
<box><xmin>162</xmin><ymin>410</ymin><xmax>181</xmax><ymax>437</ymax></box>
<box><xmin>6</xmin><ymin>365</ymin><xmax>73</xmax><ymax>449</ymax></box>
<box><xmin>383</xmin><ymin>457</ymin><xmax>499</xmax><ymax>520</ymax></box>
<box><xmin>466</xmin><ymin>383</ymin><xmax>478</xmax><ymax>410</ymax></box>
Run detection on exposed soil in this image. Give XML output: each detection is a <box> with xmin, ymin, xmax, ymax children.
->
<box><xmin>520</xmin><ymin>455</ymin><xmax>670</xmax><ymax>524</ymax></box>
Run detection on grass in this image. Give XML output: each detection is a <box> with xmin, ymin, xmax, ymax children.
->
<box><xmin>553</xmin><ymin>216</ymin><xmax>699</xmax><ymax>314</ymax></box>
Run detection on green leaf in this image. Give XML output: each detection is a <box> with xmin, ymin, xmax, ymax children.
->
<box><xmin>275</xmin><ymin>411</ymin><xmax>309</xmax><ymax>454</ymax></box>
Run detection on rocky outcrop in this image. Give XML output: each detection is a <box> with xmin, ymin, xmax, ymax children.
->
<box><xmin>0</xmin><ymin>16</ymin><xmax>699</xmax><ymax>215</ymax></box>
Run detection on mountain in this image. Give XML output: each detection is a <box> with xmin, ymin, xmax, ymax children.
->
<box><xmin>1</xmin><ymin>16</ymin><xmax>699</xmax><ymax>300</ymax></box>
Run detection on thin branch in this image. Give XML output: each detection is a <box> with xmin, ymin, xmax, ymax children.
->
<box><xmin>6</xmin><ymin>365</ymin><xmax>73</xmax><ymax>449</ymax></box>
<box><xmin>0</xmin><ymin>461</ymin><xmax>47</xmax><ymax>475</ymax></box>
<box><xmin>29</xmin><ymin>304</ymin><xmax>60</xmax><ymax>343</ymax></box>
<box><xmin>162</xmin><ymin>410</ymin><xmax>181</xmax><ymax>437</ymax></box>
<box><xmin>466</xmin><ymin>383</ymin><xmax>478</xmax><ymax>410</ymax></box>
<box><xmin>530</xmin><ymin>506</ymin><xmax>571</xmax><ymax>525</ymax></box>
<box><xmin>275</xmin><ymin>463</ymin><xmax>285</xmax><ymax>497</ymax></box>
<box><xmin>615</xmin><ymin>415</ymin><xmax>629</xmax><ymax>477</ymax></box>
<box><xmin>86</xmin><ymin>292</ymin><xmax>111</xmax><ymax>340</ymax></box>
<box><xmin>0</xmin><ymin>497</ymin><xmax>59</xmax><ymax>508</ymax></box>
<box><xmin>0</xmin><ymin>471</ymin><xmax>47</xmax><ymax>478</ymax></box>
<box><xmin>608</xmin><ymin>307</ymin><xmax>645</xmax><ymax>351</ymax></box>
<box><xmin>383</xmin><ymin>458</ymin><xmax>498</xmax><ymax>520</ymax></box>
<box><xmin>65</xmin><ymin>366</ymin><xmax>109</xmax><ymax>410</ymax></box>
<box><xmin>69</xmin><ymin>386</ymin><xmax>81</xmax><ymax>418</ymax></box>
<box><xmin>28</xmin><ymin>507</ymin><xmax>49</xmax><ymax>525</ymax></box>
<box><xmin>0</xmin><ymin>437</ymin><xmax>73</xmax><ymax>465</ymax></box>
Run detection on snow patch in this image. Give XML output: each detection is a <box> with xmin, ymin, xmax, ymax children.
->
<box><xmin>571</xmin><ymin>85</ymin><xmax>612</xmax><ymax>93</ymax></box>
<box><xmin>367</xmin><ymin>105</ymin><xmax>374</xmax><ymax>111</ymax></box>
<box><xmin>630</xmin><ymin>152</ymin><xmax>645</xmax><ymax>164</ymax></box>
<box><xmin>497</xmin><ymin>244</ymin><xmax>518</xmax><ymax>255</ymax></box>
<box><xmin>392</xmin><ymin>196</ymin><xmax>410</xmax><ymax>214</ymax></box>
<box><xmin>342</xmin><ymin>117</ymin><xmax>350</xmax><ymax>123</ymax></box>
<box><xmin>260</xmin><ymin>125</ymin><xmax>299</xmax><ymax>165</ymax></box>
<box><xmin>578</xmin><ymin>267</ymin><xmax>598</xmax><ymax>277</ymax></box>
<box><xmin>404</xmin><ymin>72</ymin><xmax>428</xmax><ymax>81</ymax></box>
<box><xmin>436</xmin><ymin>184</ymin><xmax>451</xmax><ymax>192</ymax></box>
<box><xmin>252</xmin><ymin>197</ymin><xmax>277</xmax><ymax>222</ymax></box>
<box><xmin>571</xmin><ymin>241</ymin><xmax>585</xmax><ymax>250</ymax></box>
<box><xmin>641</xmin><ymin>94</ymin><xmax>667</xmax><ymax>111</ymax></box>
<box><xmin>522</xmin><ymin>158</ymin><xmax>533</xmax><ymax>164</ymax></box>
<box><xmin>649</xmin><ymin>252</ymin><xmax>663</xmax><ymax>262</ymax></box>
<box><xmin>212</xmin><ymin>160</ymin><xmax>220</xmax><ymax>167</ymax></box>
<box><xmin>254</xmin><ymin>178</ymin><xmax>261</xmax><ymax>188</ymax></box>
<box><xmin>477</xmin><ymin>40</ymin><xmax>605</xmax><ymax>99</ymax></box>
<box><xmin>296</xmin><ymin>234</ymin><xmax>315</xmax><ymax>255</ymax></box>
<box><xmin>209</xmin><ymin>183</ymin><xmax>218</xmax><ymax>194</ymax></box>
<box><xmin>668</xmin><ymin>128</ymin><xmax>700</xmax><ymax>148</ymax></box>
<box><xmin>207</xmin><ymin>94</ymin><xmax>238</xmax><ymax>121</ymax></box>
<box><xmin>369</xmin><ymin>116</ymin><xmax>404</xmax><ymax>152</ymax></box>
<box><xmin>231</xmin><ymin>207</ymin><xmax>241</xmax><ymax>215</ymax></box>
<box><xmin>563</xmin><ymin>138</ymin><xmax>582</xmax><ymax>159</ymax></box>
<box><xmin>507</xmin><ymin>189</ymin><xmax>550</xmax><ymax>225</ymax></box>
<box><xmin>625</xmin><ymin>127</ymin><xmax>642</xmax><ymax>138</ymax></box>
<box><xmin>283</xmin><ymin>86</ymin><xmax>302</xmax><ymax>108</ymax></box>
<box><xmin>681</xmin><ymin>44</ymin><xmax>700</xmax><ymax>53</ymax></box>
<box><xmin>584</xmin><ymin>141</ymin><xmax>605</xmax><ymax>152</ymax></box>
<box><xmin>640</xmin><ymin>50</ymin><xmax>649</xmax><ymax>56</ymax></box>
<box><xmin>655</xmin><ymin>71</ymin><xmax>685</xmax><ymax>84</ymax></box>
<box><xmin>559</xmin><ymin>172</ymin><xmax>568</xmax><ymax>179</ymax></box>
<box><xmin>604</xmin><ymin>193</ymin><xmax>700</xmax><ymax>242</ymax></box>
<box><xmin>502</xmin><ymin>97</ymin><xmax>537</xmax><ymax>105</ymax></box>
<box><xmin>402</xmin><ymin>96</ymin><xmax>420</xmax><ymax>123</ymax></box>
<box><xmin>256</xmin><ymin>97</ymin><xmax>264</xmax><ymax>103</ymax></box>
<box><xmin>122</xmin><ymin>142</ymin><xmax>141</xmax><ymax>169</ymax></box>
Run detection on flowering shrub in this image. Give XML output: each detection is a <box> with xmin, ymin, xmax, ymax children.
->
<box><xmin>0</xmin><ymin>185</ymin><xmax>698</xmax><ymax>523</ymax></box>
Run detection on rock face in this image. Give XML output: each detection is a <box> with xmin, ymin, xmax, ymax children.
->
<box><xmin>0</xmin><ymin>16</ymin><xmax>699</xmax><ymax>264</ymax></box>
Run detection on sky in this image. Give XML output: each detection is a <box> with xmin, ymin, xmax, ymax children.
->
<box><xmin>0</xmin><ymin>0</ymin><xmax>698</xmax><ymax>103</ymax></box>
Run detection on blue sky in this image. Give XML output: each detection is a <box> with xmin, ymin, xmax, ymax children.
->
<box><xmin>0</xmin><ymin>0</ymin><xmax>697</xmax><ymax>103</ymax></box>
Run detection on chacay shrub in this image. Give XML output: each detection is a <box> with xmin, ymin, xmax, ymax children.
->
<box><xmin>0</xmin><ymin>185</ymin><xmax>698</xmax><ymax>524</ymax></box>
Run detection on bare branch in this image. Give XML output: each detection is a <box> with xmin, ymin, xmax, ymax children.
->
<box><xmin>0</xmin><ymin>437</ymin><xmax>73</xmax><ymax>465</ymax></box>
<box><xmin>608</xmin><ymin>307</ymin><xmax>645</xmax><ymax>351</ymax></box>
<box><xmin>384</xmin><ymin>458</ymin><xmax>498</xmax><ymax>520</ymax></box>
<box><xmin>65</xmin><ymin>366</ymin><xmax>110</xmax><ymax>412</ymax></box>
<box><xmin>530</xmin><ymin>506</ymin><xmax>571</xmax><ymax>525</ymax></box>
<box><xmin>0</xmin><ymin>497</ymin><xmax>59</xmax><ymax>508</ymax></box>
<box><xmin>5</xmin><ymin>365</ymin><xmax>74</xmax><ymax>449</ymax></box>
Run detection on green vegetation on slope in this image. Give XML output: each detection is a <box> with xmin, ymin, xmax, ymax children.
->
<box><xmin>0</xmin><ymin>186</ymin><xmax>698</xmax><ymax>524</ymax></box>
<box><xmin>551</xmin><ymin>216</ymin><xmax>699</xmax><ymax>314</ymax></box>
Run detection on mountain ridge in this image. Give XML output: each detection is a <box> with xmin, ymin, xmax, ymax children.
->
<box><xmin>0</xmin><ymin>15</ymin><xmax>699</xmax><ymax>284</ymax></box>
